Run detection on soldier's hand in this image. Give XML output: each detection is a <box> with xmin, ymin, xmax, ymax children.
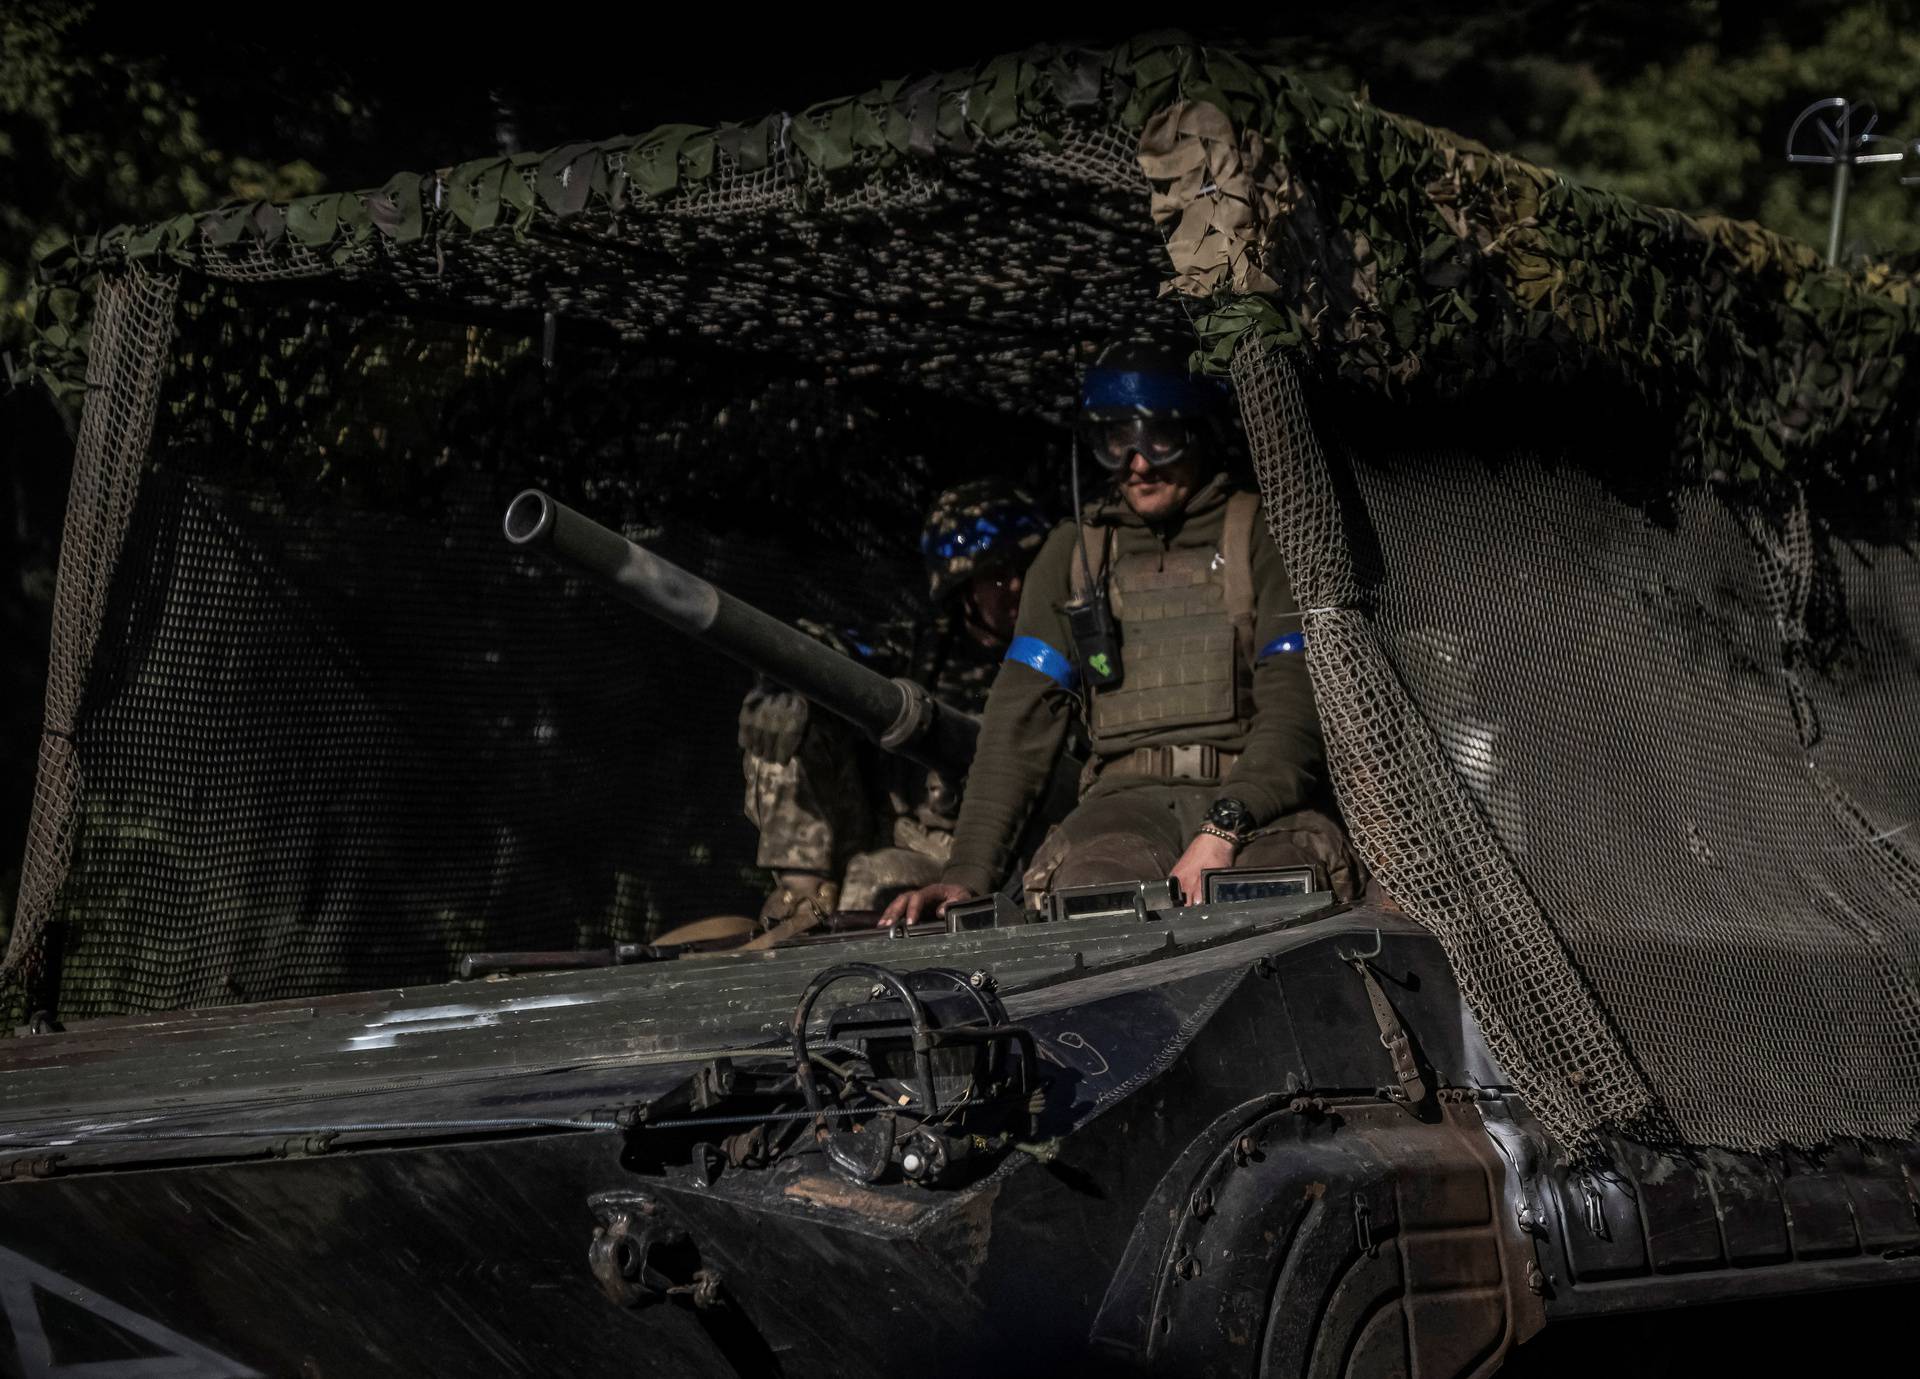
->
<box><xmin>879</xmin><ymin>883</ymin><xmax>975</xmax><ymax>928</ymax></box>
<box><xmin>1170</xmin><ymin>832</ymin><xmax>1237</xmax><ymax>908</ymax></box>
<box><xmin>738</xmin><ymin>686</ymin><xmax>811</xmax><ymax>763</ymax></box>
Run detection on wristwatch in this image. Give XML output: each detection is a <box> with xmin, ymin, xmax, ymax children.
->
<box><xmin>1201</xmin><ymin>796</ymin><xmax>1253</xmax><ymax>845</ymax></box>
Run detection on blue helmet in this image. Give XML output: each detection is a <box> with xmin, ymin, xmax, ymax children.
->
<box><xmin>920</xmin><ymin>480</ymin><xmax>1048</xmax><ymax>604</ymax></box>
<box><xmin>1078</xmin><ymin>338</ymin><xmax>1231</xmax><ymax>424</ymax></box>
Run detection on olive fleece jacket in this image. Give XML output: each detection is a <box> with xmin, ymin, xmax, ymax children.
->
<box><xmin>941</xmin><ymin>474</ymin><xmax>1328</xmax><ymax>896</ymax></box>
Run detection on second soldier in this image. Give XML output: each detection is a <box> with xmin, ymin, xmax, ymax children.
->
<box><xmin>738</xmin><ymin>481</ymin><xmax>1048</xmax><ymax>924</ymax></box>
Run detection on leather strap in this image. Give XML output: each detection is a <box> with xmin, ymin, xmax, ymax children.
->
<box><xmin>1352</xmin><ymin>958</ymin><xmax>1431</xmax><ymax>1106</ymax></box>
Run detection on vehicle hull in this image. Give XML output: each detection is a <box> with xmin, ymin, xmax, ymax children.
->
<box><xmin>2</xmin><ymin>908</ymin><xmax>1915</xmax><ymax>1377</ymax></box>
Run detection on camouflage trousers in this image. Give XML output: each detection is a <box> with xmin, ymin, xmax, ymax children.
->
<box><xmin>742</xmin><ymin>746</ymin><xmax>868</xmax><ymax>877</ymax></box>
<box><xmin>1021</xmin><ymin>782</ymin><xmax>1364</xmax><ymax>904</ymax></box>
<box><xmin>742</xmin><ymin>727</ymin><xmax>951</xmax><ymax>912</ymax></box>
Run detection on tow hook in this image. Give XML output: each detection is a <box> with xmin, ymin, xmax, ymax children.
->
<box><xmin>587</xmin><ymin>1190</ymin><xmax>720</xmax><ymax>1309</ymax></box>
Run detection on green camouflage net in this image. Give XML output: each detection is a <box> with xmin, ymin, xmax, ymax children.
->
<box><xmin>24</xmin><ymin>37</ymin><xmax>1920</xmax><ymax>495</ymax></box>
<box><xmin>12</xmin><ymin>36</ymin><xmax>1920</xmax><ymax>1154</ymax></box>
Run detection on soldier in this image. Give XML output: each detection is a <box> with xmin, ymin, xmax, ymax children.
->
<box><xmin>740</xmin><ymin>480</ymin><xmax>1047</xmax><ymax>924</ymax></box>
<box><xmin>882</xmin><ymin>338</ymin><xmax>1360</xmax><ymax>927</ymax></box>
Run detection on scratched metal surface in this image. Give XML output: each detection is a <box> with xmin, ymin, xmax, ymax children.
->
<box><xmin>0</xmin><ymin>897</ymin><xmax>1336</xmax><ymax>1152</ymax></box>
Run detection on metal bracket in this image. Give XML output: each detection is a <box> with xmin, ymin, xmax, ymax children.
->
<box><xmin>271</xmin><ymin>1132</ymin><xmax>338</xmax><ymax>1158</ymax></box>
<box><xmin>0</xmin><ymin>1155</ymin><xmax>62</xmax><ymax>1182</ymax></box>
<box><xmin>691</xmin><ymin>1057</ymin><xmax>737</xmax><ymax>1110</ymax></box>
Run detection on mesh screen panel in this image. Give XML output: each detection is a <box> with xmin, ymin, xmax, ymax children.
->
<box><xmin>11</xmin><ymin>116</ymin><xmax>1166</xmax><ymax>1019</ymax></box>
<box><xmin>35</xmin><ymin>315</ymin><xmax>1092</xmax><ymax>1019</ymax></box>
<box><xmin>52</xmin><ymin>473</ymin><xmax>834</xmax><ymax>1014</ymax></box>
<box><xmin>1240</xmin><ymin>340</ymin><xmax>1920</xmax><ymax>1150</ymax></box>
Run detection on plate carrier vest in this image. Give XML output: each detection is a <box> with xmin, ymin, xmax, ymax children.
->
<box><xmin>1068</xmin><ymin>490</ymin><xmax>1261</xmax><ymax>755</ymax></box>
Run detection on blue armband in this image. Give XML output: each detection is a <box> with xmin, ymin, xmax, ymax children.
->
<box><xmin>1005</xmin><ymin>635</ymin><xmax>1077</xmax><ymax>689</ymax></box>
<box><xmin>1258</xmin><ymin>632</ymin><xmax>1306</xmax><ymax>659</ymax></box>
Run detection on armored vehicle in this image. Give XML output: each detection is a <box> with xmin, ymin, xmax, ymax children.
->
<box><xmin>4</xmin><ymin>37</ymin><xmax>1919</xmax><ymax>1377</ymax></box>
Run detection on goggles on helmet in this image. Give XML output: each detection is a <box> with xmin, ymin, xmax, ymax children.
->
<box><xmin>1086</xmin><ymin>416</ymin><xmax>1198</xmax><ymax>472</ymax></box>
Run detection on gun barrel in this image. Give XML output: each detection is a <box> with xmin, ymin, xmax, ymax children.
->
<box><xmin>504</xmin><ymin>489</ymin><xmax>978</xmax><ymax>777</ymax></box>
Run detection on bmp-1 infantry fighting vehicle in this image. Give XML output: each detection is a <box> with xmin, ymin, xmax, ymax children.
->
<box><xmin>4</xmin><ymin>36</ymin><xmax>1920</xmax><ymax>1378</ymax></box>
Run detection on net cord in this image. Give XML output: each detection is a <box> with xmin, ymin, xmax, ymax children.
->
<box><xmin>4</xmin><ymin>268</ymin><xmax>178</xmax><ymax>993</ymax></box>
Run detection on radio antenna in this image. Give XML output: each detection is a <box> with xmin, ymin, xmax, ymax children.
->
<box><xmin>1785</xmin><ymin>97</ymin><xmax>1907</xmax><ymax>265</ymax></box>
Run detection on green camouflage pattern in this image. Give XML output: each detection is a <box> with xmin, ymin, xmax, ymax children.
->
<box><xmin>1139</xmin><ymin>89</ymin><xmax>1918</xmax><ymax>499</ymax></box>
<box><xmin>21</xmin><ymin>36</ymin><xmax>1917</xmax><ymax>499</ymax></box>
<box><xmin>740</xmin><ymin>616</ymin><xmax>1001</xmax><ymax>907</ymax></box>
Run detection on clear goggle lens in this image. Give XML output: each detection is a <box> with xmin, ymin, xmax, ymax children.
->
<box><xmin>1088</xmin><ymin>417</ymin><xmax>1195</xmax><ymax>471</ymax></box>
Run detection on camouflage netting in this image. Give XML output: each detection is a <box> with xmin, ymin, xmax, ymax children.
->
<box><xmin>14</xmin><ymin>37</ymin><xmax>1920</xmax><ymax>1151</ymax></box>
<box><xmin>1240</xmin><ymin>345</ymin><xmax>1920</xmax><ymax>1151</ymax></box>
<box><xmin>7</xmin><ymin>44</ymin><xmax>1169</xmax><ymax>1021</ymax></box>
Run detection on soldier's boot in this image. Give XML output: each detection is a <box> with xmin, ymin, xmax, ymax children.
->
<box><xmin>759</xmin><ymin>872</ymin><xmax>841</xmax><ymax>928</ymax></box>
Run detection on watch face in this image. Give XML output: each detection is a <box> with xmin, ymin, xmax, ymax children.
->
<box><xmin>1208</xmin><ymin>798</ymin><xmax>1252</xmax><ymax>834</ymax></box>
